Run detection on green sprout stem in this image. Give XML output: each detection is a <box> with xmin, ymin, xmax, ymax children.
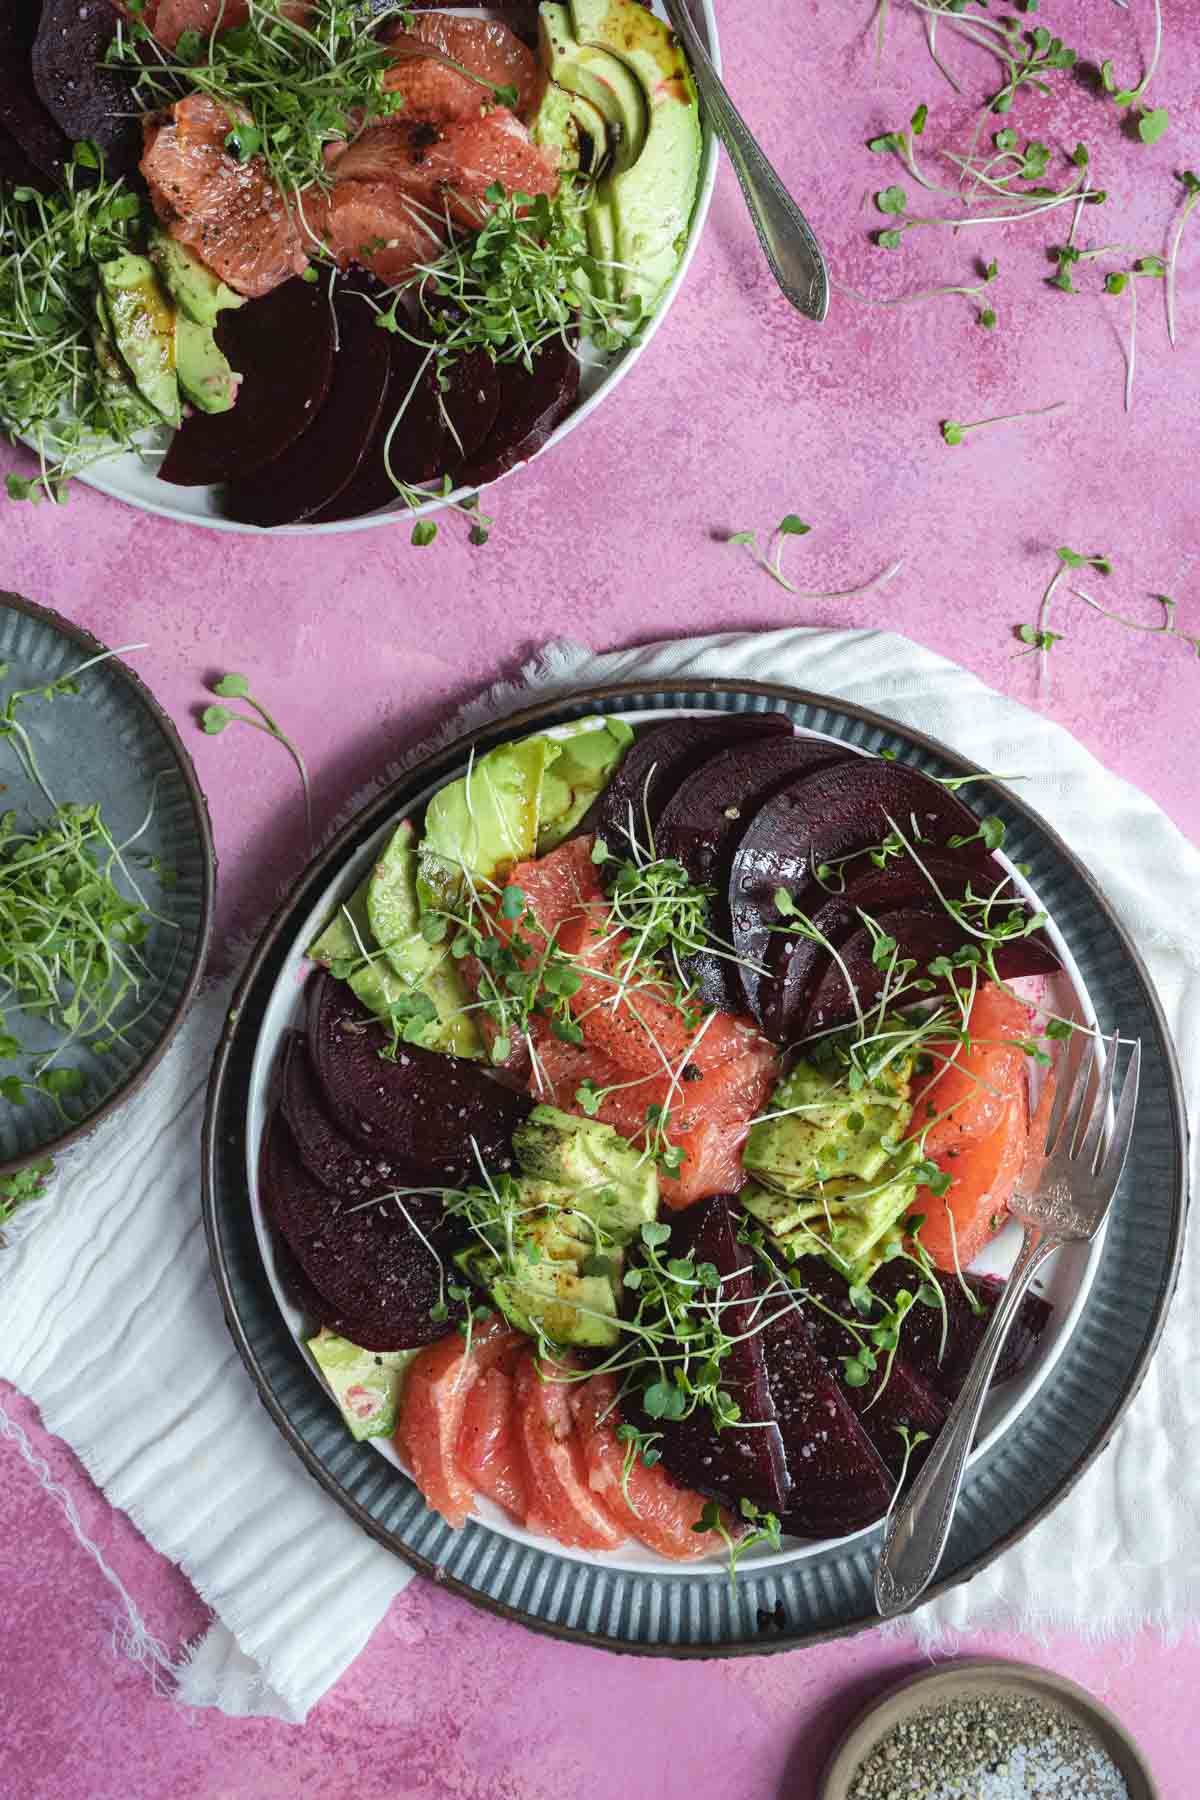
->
<box><xmin>941</xmin><ymin>401</ymin><xmax>1067</xmax><ymax>447</ymax></box>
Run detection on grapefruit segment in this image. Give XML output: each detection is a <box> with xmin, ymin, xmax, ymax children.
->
<box><xmin>396</xmin><ymin>1317</ymin><xmax>525</xmax><ymax>1530</ymax></box>
<box><xmin>515</xmin><ymin>1352</ymin><xmax>624</xmax><ymax>1550</ymax></box>
<box><xmin>456</xmin><ymin>1359</ymin><xmax>528</xmax><ymax>1522</ymax></box>
<box><xmin>383</xmin><ymin>15</ymin><xmax>542</xmax><ymax>122</ymax></box>
<box><xmin>570</xmin><ymin>1375</ymin><xmax>728</xmax><ymax>1560</ymax></box>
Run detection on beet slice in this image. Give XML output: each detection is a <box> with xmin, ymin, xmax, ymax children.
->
<box><xmin>223</xmin><ymin>282</ymin><xmax>390</xmax><ymax>526</ymax></box>
<box><xmin>800</xmin><ymin>903</ymin><xmax>1060</xmax><ymax>1037</ymax></box>
<box><xmin>656</xmin><ymin>735</ymin><xmax>850</xmax><ymax>1012</ymax></box>
<box><xmin>0</xmin><ymin>120</ymin><xmax>50</xmax><ymax>189</ymax></box>
<box><xmin>635</xmin><ymin>1195</ymin><xmax>790</xmax><ymax>1514</ymax></box>
<box><xmin>870</xmin><ymin>1260</ymin><xmax>1052</xmax><ymax>1402</ymax></box>
<box><xmin>261</xmin><ymin>1169</ymin><xmax>424</xmax><ymax>1350</ymax></box>
<box><xmin>32</xmin><ymin>0</ymin><xmax>140</xmax><ymax>176</ymax></box>
<box><xmin>281</xmin><ymin>1031</ymin><xmax>419</xmax><ymax>1198</ymax></box>
<box><xmin>307</xmin><ymin>971</ymin><xmax>532</xmax><ymax>1181</ymax></box>
<box><xmin>779</xmin><ymin>1258</ymin><xmax>947</xmax><ymax>1482</ymax></box>
<box><xmin>729</xmin><ymin>761</ymin><xmax>994</xmax><ymax>1026</ymax></box>
<box><xmin>158</xmin><ymin>277</ymin><xmax>336</xmax><ymax>488</ymax></box>
<box><xmin>308</xmin><ymin>334</ymin><xmax>449</xmax><ymax>523</ymax></box>
<box><xmin>761</xmin><ymin>1301</ymin><xmax>894</xmax><ymax>1538</ymax></box>
<box><xmin>586</xmin><ymin>713</ymin><xmax>794</xmax><ymax>860</ymax></box>
<box><xmin>261</xmin><ymin>1111</ymin><xmax>461</xmax><ymax>1345</ymax></box>
<box><xmin>459</xmin><ymin>333</ymin><xmax>580</xmax><ymax>487</ymax></box>
<box><xmin>441</xmin><ymin>345</ymin><xmax>502</xmax><ymax>466</ymax></box>
<box><xmin>0</xmin><ymin>3</ymin><xmax>71</xmax><ymax>183</ymax></box>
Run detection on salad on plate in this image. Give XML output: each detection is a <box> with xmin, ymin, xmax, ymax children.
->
<box><xmin>0</xmin><ymin>0</ymin><xmax>703</xmax><ymax>527</ymax></box>
<box><xmin>258</xmin><ymin>710</ymin><xmax>1075</xmax><ymax>1571</ymax></box>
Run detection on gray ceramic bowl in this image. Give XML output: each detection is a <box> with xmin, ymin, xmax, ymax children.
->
<box><xmin>0</xmin><ymin>593</ymin><xmax>215</xmax><ymax>1175</ymax></box>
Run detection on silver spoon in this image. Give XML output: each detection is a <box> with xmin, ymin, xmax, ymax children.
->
<box><xmin>661</xmin><ymin>0</ymin><xmax>830</xmax><ymax>321</ymax></box>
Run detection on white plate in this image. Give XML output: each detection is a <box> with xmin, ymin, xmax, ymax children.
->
<box><xmin>244</xmin><ymin>710</ymin><xmax>1102</xmax><ymax>1575</ymax></box>
<box><xmin>68</xmin><ymin>3</ymin><xmax>721</xmax><ymax>534</ymax></box>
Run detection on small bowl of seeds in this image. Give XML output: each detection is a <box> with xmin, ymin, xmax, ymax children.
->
<box><xmin>819</xmin><ymin>1658</ymin><xmax>1158</xmax><ymax>1800</ymax></box>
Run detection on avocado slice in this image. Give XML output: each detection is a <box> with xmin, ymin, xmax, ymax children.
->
<box><xmin>742</xmin><ymin>1057</ymin><xmax>914</xmax><ymax>1200</ymax></box>
<box><xmin>365</xmin><ymin>821</ymin><xmax>481</xmax><ymax>1058</ymax></box>
<box><xmin>534</xmin><ymin>717</ymin><xmax>633</xmax><ymax>851</ymax></box>
<box><xmin>91</xmin><ymin>291</ymin><xmax>156</xmax><ymax>420</ymax></box>
<box><xmin>569</xmin><ymin>0</ymin><xmax>703</xmax><ymax>322</ymax></box>
<box><xmin>98</xmin><ymin>254</ymin><xmax>181</xmax><ymax>428</ymax></box>
<box><xmin>539</xmin><ymin>5</ymin><xmax>648</xmax><ymax>168</ymax></box>
<box><xmin>176</xmin><ymin>314</ymin><xmax>238</xmax><ymax>415</ymax></box>
<box><xmin>456</xmin><ymin>1202</ymin><xmax>622</xmax><ymax>1348</ymax></box>
<box><xmin>513</xmin><ymin>1104</ymin><xmax>658</xmax><ymax>1242</ymax></box>
<box><xmin>532</xmin><ymin>81</ymin><xmax>611</xmax><ymax>177</ymax></box>
<box><xmin>307</xmin><ymin>1330</ymin><xmax>419</xmax><ymax>1441</ymax></box>
<box><xmin>308</xmin><ymin>835</ymin><xmax>483</xmax><ymax>1059</ymax></box>
<box><xmin>417</xmin><ymin>733</ymin><xmax>556</xmax><ymax>912</ymax></box>
<box><xmin>149</xmin><ymin>228</ymin><xmax>245</xmax><ymax>329</ymax></box>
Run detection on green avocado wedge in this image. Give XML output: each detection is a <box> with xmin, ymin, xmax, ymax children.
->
<box><xmin>568</xmin><ymin>0</ymin><xmax>702</xmax><ymax>322</ymax></box>
<box><xmin>307</xmin><ymin>1331</ymin><xmax>418</xmax><ymax>1441</ymax></box>
<box><xmin>535</xmin><ymin>717</ymin><xmax>633</xmax><ymax>850</ymax></box>
<box><xmin>149</xmin><ymin>229</ymin><xmax>245</xmax><ymax>330</ymax></box>
<box><xmin>418</xmin><ymin>734</ymin><xmax>555</xmax><ymax>912</ymax></box>
<box><xmin>176</xmin><ymin>315</ymin><xmax>238</xmax><ymax>415</ymax></box>
<box><xmin>98</xmin><ymin>253</ymin><xmax>181</xmax><ymax>428</ymax></box>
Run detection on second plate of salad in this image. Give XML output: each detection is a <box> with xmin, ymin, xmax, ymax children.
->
<box><xmin>203</xmin><ymin>681</ymin><xmax>1186</xmax><ymax>1644</ymax></box>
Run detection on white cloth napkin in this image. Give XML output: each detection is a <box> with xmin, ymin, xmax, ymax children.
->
<box><xmin>2</xmin><ymin>626</ymin><xmax>1196</xmax><ymax>1723</ymax></box>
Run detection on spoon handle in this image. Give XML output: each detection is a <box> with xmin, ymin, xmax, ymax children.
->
<box><xmin>663</xmin><ymin>0</ymin><xmax>829</xmax><ymax>322</ymax></box>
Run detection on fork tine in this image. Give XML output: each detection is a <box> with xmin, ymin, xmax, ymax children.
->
<box><xmin>1095</xmin><ymin>1039</ymin><xmax>1141</xmax><ymax>1199</ymax></box>
<box><xmin>1075</xmin><ymin>1030</ymin><xmax>1120</xmax><ymax>1172</ymax></box>
<box><xmin>1043</xmin><ymin>1019</ymin><xmax>1087</xmax><ymax>1155</ymax></box>
<box><xmin>1047</xmin><ymin>1029</ymin><xmax>1097</xmax><ymax>1161</ymax></box>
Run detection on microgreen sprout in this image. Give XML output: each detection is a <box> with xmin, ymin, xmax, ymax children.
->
<box><xmin>835</xmin><ymin>258</ymin><xmax>998</xmax><ymax>326</ymax></box>
<box><xmin>1071</xmin><ymin>588</ymin><xmax>1200</xmax><ymax>660</ymax></box>
<box><xmin>940</xmin><ymin>400</ymin><xmax>1067</xmax><ymax>446</ymax></box>
<box><xmin>1165</xmin><ymin>172</ymin><xmax>1200</xmax><ymax>346</ymax></box>
<box><xmin>1015</xmin><ymin>546</ymin><xmax>1111</xmax><ymax>675</ymax></box>
<box><xmin>726</xmin><ymin>515</ymin><xmax>811</xmax><ymax>592</ymax></box>
<box><xmin>0</xmin><ymin>1158</ymin><xmax>53</xmax><ymax>1237</ymax></box>
<box><xmin>692</xmin><ymin>1497</ymin><xmax>782</xmax><ymax>1593</ymax></box>
<box><xmin>1099</xmin><ymin>0</ymin><xmax>1167</xmax><ymax>143</ymax></box>
<box><xmin>201</xmin><ymin>672</ymin><xmax>313</xmax><ymax>844</ymax></box>
<box><xmin>1104</xmin><ymin>256</ymin><xmax>1166</xmax><ymax>409</ymax></box>
<box><xmin>867</xmin><ymin>104</ymin><xmax>940</xmax><ymax>194</ymax></box>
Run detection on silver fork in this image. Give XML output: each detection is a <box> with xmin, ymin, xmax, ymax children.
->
<box><xmin>874</xmin><ymin>1027</ymin><xmax>1142</xmax><ymax>1617</ymax></box>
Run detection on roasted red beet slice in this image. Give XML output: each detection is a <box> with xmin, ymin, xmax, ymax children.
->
<box><xmin>779</xmin><ymin>1258</ymin><xmax>947</xmax><ymax>1482</ymax></box>
<box><xmin>0</xmin><ymin>120</ymin><xmax>50</xmax><ymax>188</ymax></box>
<box><xmin>0</xmin><ymin>3</ymin><xmax>70</xmax><ymax>183</ymax></box>
<box><xmin>729</xmin><ymin>761</ymin><xmax>994</xmax><ymax>1026</ymax></box>
<box><xmin>656</xmin><ymin>735</ymin><xmax>850</xmax><ymax>1012</ymax></box>
<box><xmin>459</xmin><ymin>334</ymin><xmax>580</xmax><ymax>487</ymax></box>
<box><xmin>307</xmin><ymin>971</ymin><xmax>532</xmax><ymax>1181</ymax></box>
<box><xmin>634</xmin><ymin>1195</ymin><xmax>790</xmax><ymax>1514</ymax></box>
<box><xmin>260</xmin><ymin>1112</ymin><xmax>462</xmax><ymax>1345</ymax></box>
<box><xmin>159</xmin><ymin>277</ymin><xmax>336</xmax><ymax>488</ymax></box>
<box><xmin>441</xmin><ymin>346</ymin><xmax>502</xmax><ymax>466</ymax></box>
<box><xmin>761</xmin><ymin>1302</ymin><xmax>894</xmax><ymax>1538</ymax></box>
<box><xmin>281</xmin><ymin>1031</ymin><xmax>418</xmax><ymax>1199</ymax></box>
<box><xmin>308</xmin><ymin>334</ymin><xmax>449</xmax><ymax>523</ymax></box>
<box><xmin>32</xmin><ymin>0</ymin><xmax>140</xmax><ymax>175</ymax></box>
<box><xmin>223</xmin><ymin>282</ymin><xmax>390</xmax><ymax>526</ymax></box>
<box><xmin>262</xmin><ymin>1178</ymin><xmax>425</xmax><ymax>1351</ymax></box>
<box><xmin>586</xmin><ymin>713</ymin><xmax>795</xmax><ymax>860</ymax></box>
<box><xmin>870</xmin><ymin>1261</ymin><xmax>1051</xmax><ymax>1402</ymax></box>
<box><xmin>800</xmin><ymin>904</ymin><xmax>1060</xmax><ymax>1037</ymax></box>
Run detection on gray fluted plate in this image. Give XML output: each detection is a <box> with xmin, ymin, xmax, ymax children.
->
<box><xmin>202</xmin><ymin>680</ymin><xmax>1187</xmax><ymax>1654</ymax></box>
<box><xmin>0</xmin><ymin>594</ymin><xmax>214</xmax><ymax>1175</ymax></box>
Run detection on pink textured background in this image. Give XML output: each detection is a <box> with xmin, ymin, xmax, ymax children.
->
<box><xmin>1</xmin><ymin>0</ymin><xmax>1196</xmax><ymax>1792</ymax></box>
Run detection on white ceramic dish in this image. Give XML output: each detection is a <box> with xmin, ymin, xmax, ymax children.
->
<box><xmin>244</xmin><ymin>709</ymin><xmax>1103</xmax><ymax>1575</ymax></box>
<box><xmin>67</xmin><ymin>2</ymin><xmax>721</xmax><ymax>534</ymax></box>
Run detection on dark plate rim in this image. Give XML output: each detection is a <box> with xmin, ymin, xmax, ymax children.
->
<box><xmin>201</xmin><ymin>676</ymin><xmax>1189</xmax><ymax>1656</ymax></box>
<box><xmin>0</xmin><ymin>591</ymin><xmax>217</xmax><ymax>1179</ymax></box>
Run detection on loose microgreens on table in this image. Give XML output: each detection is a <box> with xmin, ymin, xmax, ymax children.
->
<box><xmin>940</xmin><ymin>400</ymin><xmax>1066</xmax><ymax>446</ymax></box>
<box><xmin>1</xmin><ymin>147</ymin><xmax>152</xmax><ymax>505</ymax></box>
<box><xmin>201</xmin><ymin>672</ymin><xmax>313</xmax><ymax>845</ymax></box>
<box><xmin>1099</xmin><ymin>0</ymin><xmax>1168</xmax><ymax>145</ymax></box>
<box><xmin>0</xmin><ymin>1158</ymin><xmax>54</xmax><ymax>1236</ymax></box>
<box><xmin>725</xmin><ymin>519</ymin><xmax>904</xmax><ymax>600</ymax></box>
<box><xmin>1015</xmin><ymin>545</ymin><xmax>1111</xmax><ymax>663</ymax></box>
<box><xmin>0</xmin><ymin>654</ymin><xmax>172</xmax><ymax>1106</ymax></box>
<box><xmin>108</xmin><ymin>0</ymin><xmax>410</xmax><ymax>213</ymax></box>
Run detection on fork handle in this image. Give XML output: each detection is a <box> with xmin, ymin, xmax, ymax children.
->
<box><xmin>662</xmin><ymin>0</ymin><xmax>829</xmax><ymax>321</ymax></box>
<box><xmin>874</xmin><ymin>1225</ymin><xmax>1058</xmax><ymax>1617</ymax></box>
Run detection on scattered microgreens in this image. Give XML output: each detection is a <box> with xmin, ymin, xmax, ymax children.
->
<box><xmin>108</xmin><ymin>0</ymin><xmax>408</xmax><ymax>214</ymax></box>
<box><xmin>1016</xmin><ymin>546</ymin><xmax>1111</xmax><ymax>669</ymax></box>
<box><xmin>904</xmin><ymin>6</ymin><xmax>1078</xmax><ymax>116</ymax></box>
<box><xmin>1104</xmin><ymin>256</ymin><xmax>1166</xmax><ymax>410</ymax></box>
<box><xmin>885</xmin><ymin>1425</ymin><xmax>932</xmax><ymax>1520</ymax></box>
<box><xmin>1071</xmin><ymin>588</ymin><xmax>1200</xmax><ymax>660</ymax></box>
<box><xmin>1099</xmin><ymin>0</ymin><xmax>1167</xmax><ymax>143</ymax></box>
<box><xmin>0</xmin><ymin>1158</ymin><xmax>54</xmax><ymax>1235</ymax></box>
<box><xmin>867</xmin><ymin>105</ymin><xmax>937</xmax><ymax>193</ymax></box>
<box><xmin>1</xmin><ymin>147</ymin><xmax>153</xmax><ymax>504</ymax></box>
<box><xmin>1165</xmin><ymin>171</ymin><xmax>1200</xmax><ymax>347</ymax></box>
<box><xmin>940</xmin><ymin>400</ymin><xmax>1066</xmax><ymax>446</ymax></box>
<box><xmin>201</xmin><ymin>673</ymin><xmax>313</xmax><ymax>845</ymax></box>
<box><xmin>726</xmin><ymin>515</ymin><xmax>812</xmax><ymax>592</ymax></box>
<box><xmin>692</xmin><ymin>1497</ymin><xmax>783</xmax><ymax>1593</ymax></box>
<box><xmin>0</xmin><ymin>658</ymin><xmax>172</xmax><ymax>1099</ymax></box>
<box><xmin>614</xmin><ymin>1421</ymin><xmax>662</xmax><ymax>1512</ymax></box>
